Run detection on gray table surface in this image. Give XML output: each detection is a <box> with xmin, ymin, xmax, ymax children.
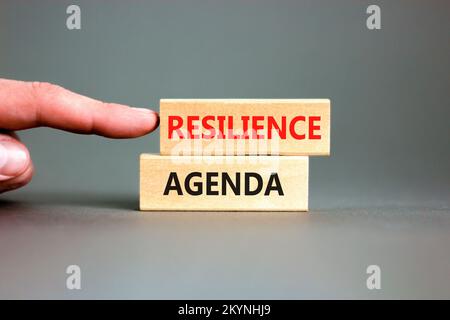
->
<box><xmin>1</xmin><ymin>190</ymin><xmax>449</xmax><ymax>299</ymax></box>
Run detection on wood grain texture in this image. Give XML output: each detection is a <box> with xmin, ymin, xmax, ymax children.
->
<box><xmin>140</xmin><ymin>154</ymin><xmax>308</xmax><ymax>211</ymax></box>
<box><xmin>160</xmin><ymin>99</ymin><xmax>330</xmax><ymax>156</ymax></box>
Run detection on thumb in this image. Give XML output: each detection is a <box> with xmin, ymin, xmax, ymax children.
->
<box><xmin>0</xmin><ymin>133</ymin><xmax>33</xmax><ymax>193</ymax></box>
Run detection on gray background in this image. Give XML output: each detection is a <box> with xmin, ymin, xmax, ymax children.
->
<box><xmin>0</xmin><ymin>0</ymin><xmax>449</xmax><ymax>299</ymax></box>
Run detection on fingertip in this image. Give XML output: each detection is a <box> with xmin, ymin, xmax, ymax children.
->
<box><xmin>130</xmin><ymin>108</ymin><xmax>160</xmax><ymax>136</ymax></box>
<box><xmin>148</xmin><ymin>110</ymin><xmax>160</xmax><ymax>133</ymax></box>
<box><xmin>71</xmin><ymin>101</ymin><xmax>160</xmax><ymax>138</ymax></box>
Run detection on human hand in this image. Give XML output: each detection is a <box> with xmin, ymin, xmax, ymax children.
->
<box><xmin>0</xmin><ymin>78</ymin><xmax>159</xmax><ymax>193</ymax></box>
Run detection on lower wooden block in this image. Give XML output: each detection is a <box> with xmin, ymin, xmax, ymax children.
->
<box><xmin>140</xmin><ymin>154</ymin><xmax>308</xmax><ymax>211</ymax></box>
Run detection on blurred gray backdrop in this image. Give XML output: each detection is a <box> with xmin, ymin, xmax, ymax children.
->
<box><xmin>1</xmin><ymin>0</ymin><xmax>448</xmax><ymax>205</ymax></box>
<box><xmin>0</xmin><ymin>0</ymin><xmax>449</xmax><ymax>299</ymax></box>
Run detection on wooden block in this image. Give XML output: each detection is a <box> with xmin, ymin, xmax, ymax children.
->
<box><xmin>160</xmin><ymin>99</ymin><xmax>330</xmax><ymax>156</ymax></box>
<box><xmin>140</xmin><ymin>154</ymin><xmax>308</xmax><ymax>211</ymax></box>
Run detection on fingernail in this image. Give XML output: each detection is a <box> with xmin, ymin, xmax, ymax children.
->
<box><xmin>0</xmin><ymin>141</ymin><xmax>29</xmax><ymax>181</ymax></box>
<box><xmin>131</xmin><ymin>107</ymin><xmax>159</xmax><ymax>127</ymax></box>
<box><xmin>131</xmin><ymin>107</ymin><xmax>156</xmax><ymax>115</ymax></box>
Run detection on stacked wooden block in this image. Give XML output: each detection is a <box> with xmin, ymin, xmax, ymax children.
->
<box><xmin>140</xmin><ymin>99</ymin><xmax>330</xmax><ymax>211</ymax></box>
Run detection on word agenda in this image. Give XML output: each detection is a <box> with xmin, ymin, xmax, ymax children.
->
<box><xmin>163</xmin><ymin>171</ymin><xmax>284</xmax><ymax>196</ymax></box>
<box><xmin>140</xmin><ymin>155</ymin><xmax>309</xmax><ymax>211</ymax></box>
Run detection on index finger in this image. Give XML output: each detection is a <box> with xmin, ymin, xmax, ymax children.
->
<box><xmin>0</xmin><ymin>79</ymin><xmax>159</xmax><ymax>138</ymax></box>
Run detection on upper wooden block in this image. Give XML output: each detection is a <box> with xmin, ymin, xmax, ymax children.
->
<box><xmin>160</xmin><ymin>99</ymin><xmax>331</xmax><ymax>156</ymax></box>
